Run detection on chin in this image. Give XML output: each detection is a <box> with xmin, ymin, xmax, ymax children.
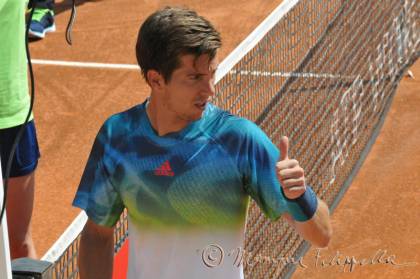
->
<box><xmin>190</xmin><ymin>113</ymin><xmax>203</xmax><ymax>121</ymax></box>
<box><xmin>187</xmin><ymin>110</ymin><xmax>204</xmax><ymax>121</ymax></box>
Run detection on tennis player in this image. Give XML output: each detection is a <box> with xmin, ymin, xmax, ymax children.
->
<box><xmin>73</xmin><ymin>7</ymin><xmax>332</xmax><ymax>279</ymax></box>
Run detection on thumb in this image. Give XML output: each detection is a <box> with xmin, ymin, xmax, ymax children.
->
<box><xmin>279</xmin><ymin>136</ymin><xmax>289</xmax><ymax>161</ymax></box>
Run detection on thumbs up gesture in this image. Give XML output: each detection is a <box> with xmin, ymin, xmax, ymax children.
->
<box><xmin>276</xmin><ymin>136</ymin><xmax>307</xmax><ymax>200</ymax></box>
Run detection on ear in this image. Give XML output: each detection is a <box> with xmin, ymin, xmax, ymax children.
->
<box><xmin>146</xmin><ymin>70</ymin><xmax>165</xmax><ymax>91</ymax></box>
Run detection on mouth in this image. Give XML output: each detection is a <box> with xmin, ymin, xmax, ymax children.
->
<box><xmin>194</xmin><ymin>100</ymin><xmax>208</xmax><ymax>110</ymax></box>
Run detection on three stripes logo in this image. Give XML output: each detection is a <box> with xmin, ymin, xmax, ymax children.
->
<box><xmin>154</xmin><ymin>160</ymin><xmax>174</xmax><ymax>177</ymax></box>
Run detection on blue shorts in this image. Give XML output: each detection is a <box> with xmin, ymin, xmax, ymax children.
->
<box><xmin>0</xmin><ymin>121</ymin><xmax>40</xmax><ymax>178</ymax></box>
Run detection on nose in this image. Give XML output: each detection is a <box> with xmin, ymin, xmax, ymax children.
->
<box><xmin>201</xmin><ymin>79</ymin><xmax>216</xmax><ymax>97</ymax></box>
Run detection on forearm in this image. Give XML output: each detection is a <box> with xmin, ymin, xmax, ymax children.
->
<box><xmin>79</xmin><ymin>222</ymin><xmax>114</xmax><ymax>279</ymax></box>
<box><xmin>288</xmin><ymin>198</ymin><xmax>332</xmax><ymax>248</ymax></box>
<box><xmin>276</xmin><ymin>136</ymin><xmax>332</xmax><ymax>247</ymax></box>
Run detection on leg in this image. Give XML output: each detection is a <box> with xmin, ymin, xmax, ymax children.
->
<box><xmin>5</xmin><ymin>172</ymin><xmax>37</xmax><ymax>259</ymax></box>
<box><xmin>33</xmin><ymin>0</ymin><xmax>55</xmax><ymax>10</ymax></box>
<box><xmin>0</xmin><ymin>121</ymin><xmax>40</xmax><ymax>259</ymax></box>
<box><xmin>29</xmin><ymin>0</ymin><xmax>56</xmax><ymax>39</ymax></box>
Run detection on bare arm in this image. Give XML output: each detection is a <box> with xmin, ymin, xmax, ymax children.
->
<box><xmin>276</xmin><ymin>136</ymin><xmax>332</xmax><ymax>247</ymax></box>
<box><xmin>79</xmin><ymin>219</ymin><xmax>114</xmax><ymax>279</ymax></box>
<box><xmin>283</xmin><ymin>198</ymin><xmax>332</xmax><ymax>248</ymax></box>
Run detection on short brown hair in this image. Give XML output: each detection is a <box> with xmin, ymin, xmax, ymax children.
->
<box><xmin>136</xmin><ymin>7</ymin><xmax>221</xmax><ymax>83</ymax></box>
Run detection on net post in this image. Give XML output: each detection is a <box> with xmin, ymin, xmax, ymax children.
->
<box><xmin>11</xmin><ymin>257</ymin><xmax>54</xmax><ymax>279</ymax></box>
<box><xmin>0</xmin><ymin>156</ymin><xmax>13</xmax><ymax>279</ymax></box>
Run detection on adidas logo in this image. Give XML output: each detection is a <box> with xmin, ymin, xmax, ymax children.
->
<box><xmin>154</xmin><ymin>160</ymin><xmax>174</xmax><ymax>177</ymax></box>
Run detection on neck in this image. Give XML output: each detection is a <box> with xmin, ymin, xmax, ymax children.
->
<box><xmin>146</xmin><ymin>97</ymin><xmax>191</xmax><ymax>136</ymax></box>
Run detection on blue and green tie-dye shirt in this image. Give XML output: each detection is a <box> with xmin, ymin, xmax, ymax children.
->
<box><xmin>73</xmin><ymin>101</ymin><xmax>289</xmax><ymax>279</ymax></box>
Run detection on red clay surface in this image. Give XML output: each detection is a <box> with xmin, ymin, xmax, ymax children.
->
<box><xmin>26</xmin><ymin>1</ymin><xmax>419</xmax><ymax>278</ymax></box>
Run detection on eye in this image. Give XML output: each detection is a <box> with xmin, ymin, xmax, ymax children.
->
<box><xmin>189</xmin><ymin>74</ymin><xmax>202</xmax><ymax>81</ymax></box>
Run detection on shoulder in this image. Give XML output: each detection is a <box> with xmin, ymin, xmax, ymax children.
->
<box><xmin>98</xmin><ymin>103</ymin><xmax>144</xmax><ymax>142</ymax></box>
<box><xmin>217</xmin><ymin>115</ymin><xmax>268</xmax><ymax>144</ymax></box>
<box><xmin>204</xmin><ymin>103</ymin><xmax>262</xmax><ymax>138</ymax></box>
<box><xmin>204</xmin><ymin>104</ymin><xmax>273</xmax><ymax>152</ymax></box>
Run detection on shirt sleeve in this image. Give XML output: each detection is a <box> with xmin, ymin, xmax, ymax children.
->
<box><xmin>219</xmin><ymin>116</ymin><xmax>289</xmax><ymax>221</ymax></box>
<box><xmin>72</xmin><ymin>120</ymin><xmax>124</xmax><ymax>227</ymax></box>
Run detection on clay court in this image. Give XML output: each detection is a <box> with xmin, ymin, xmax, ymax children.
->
<box><xmin>25</xmin><ymin>0</ymin><xmax>418</xmax><ymax>278</ymax></box>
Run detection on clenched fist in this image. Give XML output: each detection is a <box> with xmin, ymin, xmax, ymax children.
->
<box><xmin>276</xmin><ymin>136</ymin><xmax>306</xmax><ymax>200</ymax></box>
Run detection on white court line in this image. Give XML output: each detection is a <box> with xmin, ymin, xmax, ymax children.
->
<box><xmin>31</xmin><ymin>59</ymin><xmax>140</xmax><ymax>70</ymax></box>
<box><xmin>31</xmin><ymin>59</ymin><xmax>352</xmax><ymax>80</ymax></box>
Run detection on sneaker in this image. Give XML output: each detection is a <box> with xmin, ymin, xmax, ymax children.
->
<box><xmin>28</xmin><ymin>8</ymin><xmax>56</xmax><ymax>39</ymax></box>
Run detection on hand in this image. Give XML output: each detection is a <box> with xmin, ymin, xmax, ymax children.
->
<box><xmin>276</xmin><ymin>136</ymin><xmax>306</xmax><ymax>200</ymax></box>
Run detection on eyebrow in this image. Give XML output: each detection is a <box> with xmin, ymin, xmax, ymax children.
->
<box><xmin>186</xmin><ymin>68</ymin><xmax>217</xmax><ymax>76</ymax></box>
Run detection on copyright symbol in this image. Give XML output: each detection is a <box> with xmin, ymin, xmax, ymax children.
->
<box><xmin>201</xmin><ymin>244</ymin><xmax>224</xmax><ymax>268</ymax></box>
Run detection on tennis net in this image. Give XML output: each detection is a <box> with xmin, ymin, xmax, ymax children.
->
<box><xmin>41</xmin><ymin>0</ymin><xmax>419</xmax><ymax>278</ymax></box>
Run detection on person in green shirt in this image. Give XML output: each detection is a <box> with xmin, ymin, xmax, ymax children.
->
<box><xmin>0</xmin><ymin>0</ymin><xmax>40</xmax><ymax>259</ymax></box>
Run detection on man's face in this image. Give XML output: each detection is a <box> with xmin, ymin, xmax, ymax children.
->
<box><xmin>160</xmin><ymin>53</ymin><xmax>218</xmax><ymax>122</ymax></box>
